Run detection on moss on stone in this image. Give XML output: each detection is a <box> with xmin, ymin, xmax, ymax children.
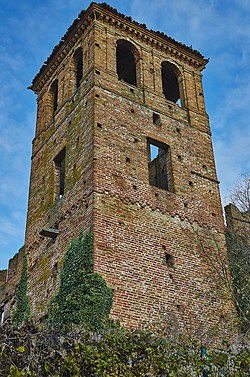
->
<box><xmin>13</xmin><ymin>250</ymin><xmax>30</xmax><ymax>326</ymax></box>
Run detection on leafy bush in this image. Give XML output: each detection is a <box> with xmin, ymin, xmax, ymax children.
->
<box><xmin>0</xmin><ymin>321</ymin><xmax>249</xmax><ymax>376</ymax></box>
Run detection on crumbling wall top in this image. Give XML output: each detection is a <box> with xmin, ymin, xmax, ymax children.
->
<box><xmin>30</xmin><ymin>1</ymin><xmax>208</xmax><ymax>94</ymax></box>
<box><xmin>0</xmin><ymin>270</ymin><xmax>7</xmax><ymax>305</ymax></box>
<box><xmin>0</xmin><ymin>246</ymin><xmax>25</xmax><ymax>312</ymax></box>
<box><xmin>225</xmin><ymin>203</ymin><xmax>250</xmax><ymax>240</ymax></box>
<box><xmin>0</xmin><ymin>270</ymin><xmax>7</xmax><ymax>287</ymax></box>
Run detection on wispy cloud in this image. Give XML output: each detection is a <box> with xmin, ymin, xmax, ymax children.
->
<box><xmin>0</xmin><ymin>0</ymin><xmax>89</xmax><ymax>269</ymax></box>
<box><xmin>130</xmin><ymin>0</ymin><xmax>250</xmax><ymax>203</ymax></box>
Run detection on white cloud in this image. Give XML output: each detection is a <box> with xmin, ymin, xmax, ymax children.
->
<box><xmin>211</xmin><ymin>78</ymin><xmax>250</xmax><ymax>204</ymax></box>
<box><xmin>0</xmin><ymin>213</ymin><xmax>25</xmax><ymax>270</ymax></box>
<box><xmin>0</xmin><ymin>0</ymin><xmax>249</xmax><ymax>269</ymax></box>
<box><xmin>129</xmin><ymin>0</ymin><xmax>250</xmax><ymax>187</ymax></box>
<box><xmin>130</xmin><ymin>0</ymin><xmax>250</xmax><ymax>54</ymax></box>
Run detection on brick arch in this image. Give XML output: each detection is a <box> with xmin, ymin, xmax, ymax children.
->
<box><xmin>161</xmin><ymin>61</ymin><xmax>184</xmax><ymax>106</ymax></box>
<box><xmin>116</xmin><ymin>39</ymin><xmax>141</xmax><ymax>87</ymax></box>
<box><xmin>41</xmin><ymin>90</ymin><xmax>54</xmax><ymax>129</ymax></box>
<box><xmin>73</xmin><ymin>47</ymin><xmax>83</xmax><ymax>89</ymax></box>
<box><xmin>50</xmin><ymin>79</ymin><xmax>59</xmax><ymax>113</ymax></box>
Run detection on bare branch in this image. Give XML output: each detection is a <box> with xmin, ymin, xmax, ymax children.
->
<box><xmin>230</xmin><ymin>174</ymin><xmax>250</xmax><ymax>213</ymax></box>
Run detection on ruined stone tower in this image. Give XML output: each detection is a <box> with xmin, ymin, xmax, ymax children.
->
<box><xmin>1</xmin><ymin>2</ymin><xmax>234</xmax><ymax>331</ymax></box>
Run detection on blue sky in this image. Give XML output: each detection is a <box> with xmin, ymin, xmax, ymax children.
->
<box><xmin>0</xmin><ymin>0</ymin><xmax>249</xmax><ymax>270</ymax></box>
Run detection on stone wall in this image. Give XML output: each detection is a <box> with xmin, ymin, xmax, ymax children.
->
<box><xmin>225</xmin><ymin>203</ymin><xmax>250</xmax><ymax>242</ymax></box>
<box><xmin>0</xmin><ymin>246</ymin><xmax>24</xmax><ymax>322</ymax></box>
<box><xmin>0</xmin><ymin>270</ymin><xmax>7</xmax><ymax>319</ymax></box>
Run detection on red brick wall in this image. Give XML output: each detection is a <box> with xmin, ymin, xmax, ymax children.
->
<box><xmin>92</xmin><ymin>81</ymin><xmax>231</xmax><ymax>330</ymax></box>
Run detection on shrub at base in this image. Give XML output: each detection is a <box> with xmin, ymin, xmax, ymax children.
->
<box><xmin>226</xmin><ymin>230</ymin><xmax>250</xmax><ymax>333</ymax></box>
<box><xmin>1</xmin><ymin>322</ymin><xmax>249</xmax><ymax>376</ymax></box>
<box><xmin>47</xmin><ymin>231</ymin><xmax>113</xmax><ymax>331</ymax></box>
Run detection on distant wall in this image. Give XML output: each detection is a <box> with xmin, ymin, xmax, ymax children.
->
<box><xmin>0</xmin><ymin>246</ymin><xmax>25</xmax><ymax>322</ymax></box>
<box><xmin>225</xmin><ymin>203</ymin><xmax>250</xmax><ymax>242</ymax></box>
<box><xmin>0</xmin><ymin>270</ymin><xmax>7</xmax><ymax>317</ymax></box>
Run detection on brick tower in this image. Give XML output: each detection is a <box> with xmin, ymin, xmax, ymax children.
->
<box><xmin>24</xmin><ymin>2</ymin><xmax>233</xmax><ymax>332</ymax></box>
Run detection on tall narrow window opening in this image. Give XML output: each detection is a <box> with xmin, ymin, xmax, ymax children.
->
<box><xmin>147</xmin><ymin>138</ymin><xmax>173</xmax><ymax>192</ymax></box>
<box><xmin>165</xmin><ymin>253</ymin><xmax>174</xmax><ymax>268</ymax></box>
<box><xmin>74</xmin><ymin>48</ymin><xmax>83</xmax><ymax>89</ymax></box>
<box><xmin>0</xmin><ymin>306</ymin><xmax>4</xmax><ymax>325</ymax></box>
<box><xmin>161</xmin><ymin>62</ymin><xmax>180</xmax><ymax>104</ymax></box>
<box><xmin>51</xmin><ymin>79</ymin><xmax>58</xmax><ymax>113</ymax></box>
<box><xmin>116</xmin><ymin>40</ymin><xmax>137</xmax><ymax>86</ymax></box>
<box><xmin>54</xmin><ymin>147</ymin><xmax>66</xmax><ymax>200</ymax></box>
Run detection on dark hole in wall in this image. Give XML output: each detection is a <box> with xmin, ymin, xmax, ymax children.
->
<box><xmin>53</xmin><ymin>263</ymin><xmax>58</xmax><ymax>275</ymax></box>
<box><xmin>165</xmin><ymin>253</ymin><xmax>174</xmax><ymax>268</ymax></box>
<box><xmin>153</xmin><ymin>113</ymin><xmax>160</xmax><ymax>126</ymax></box>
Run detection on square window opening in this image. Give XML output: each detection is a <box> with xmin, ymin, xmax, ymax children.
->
<box><xmin>147</xmin><ymin>138</ymin><xmax>174</xmax><ymax>192</ymax></box>
<box><xmin>153</xmin><ymin>113</ymin><xmax>161</xmax><ymax>126</ymax></box>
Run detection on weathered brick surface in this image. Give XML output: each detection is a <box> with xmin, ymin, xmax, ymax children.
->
<box><xmin>0</xmin><ymin>246</ymin><xmax>24</xmax><ymax>321</ymax></box>
<box><xmin>225</xmin><ymin>203</ymin><xmax>250</xmax><ymax>241</ymax></box>
<box><xmin>0</xmin><ymin>270</ymin><xmax>7</xmax><ymax>315</ymax></box>
<box><xmin>3</xmin><ymin>3</ymin><xmax>235</xmax><ymax>333</ymax></box>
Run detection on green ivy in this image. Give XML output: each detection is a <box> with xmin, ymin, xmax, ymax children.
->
<box><xmin>13</xmin><ymin>250</ymin><xmax>30</xmax><ymax>326</ymax></box>
<box><xmin>226</xmin><ymin>230</ymin><xmax>250</xmax><ymax>333</ymax></box>
<box><xmin>47</xmin><ymin>231</ymin><xmax>113</xmax><ymax>331</ymax></box>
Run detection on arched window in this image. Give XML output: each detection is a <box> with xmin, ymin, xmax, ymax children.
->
<box><xmin>161</xmin><ymin>62</ymin><xmax>181</xmax><ymax>104</ymax></box>
<box><xmin>116</xmin><ymin>40</ymin><xmax>137</xmax><ymax>86</ymax></box>
<box><xmin>74</xmin><ymin>48</ymin><xmax>83</xmax><ymax>89</ymax></box>
<box><xmin>51</xmin><ymin>79</ymin><xmax>58</xmax><ymax>113</ymax></box>
<box><xmin>54</xmin><ymin>147</ymin><xmax>66</xmax><ymax>200</ymax></box>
